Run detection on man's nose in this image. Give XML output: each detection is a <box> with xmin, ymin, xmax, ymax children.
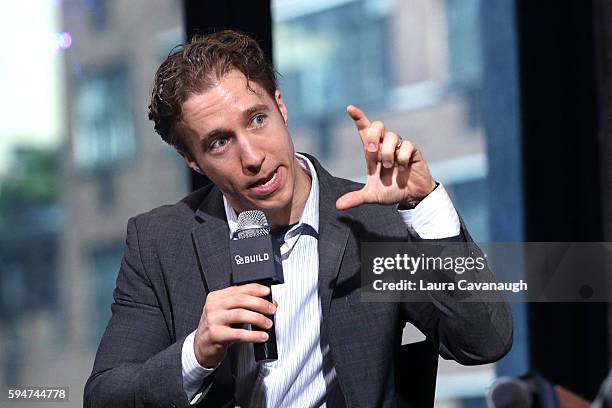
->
<box><xmin>238</xmin><ymin>135</ymin><xmax>265</xmax><ymax>175</ymax></box>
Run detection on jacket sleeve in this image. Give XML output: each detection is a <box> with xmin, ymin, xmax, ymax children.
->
<box><xmin>84</xmin><ymin>217</ymin><xmax>193</xmax><ymax>408</ymax></box>
<box><xmin>400</xmin><ymin>219</ymin><xmax>514</xmax><ymax>365</ymax></box>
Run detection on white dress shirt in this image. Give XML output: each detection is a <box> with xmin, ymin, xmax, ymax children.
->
<box><xmin>182</xmin><ymin>155</ymin><xmax>460</xmax><ymax>406</ymax></box>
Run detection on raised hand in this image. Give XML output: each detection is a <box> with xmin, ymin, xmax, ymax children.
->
<box><xmin>336</xmin><ymin>105</ymin><xmax>437</xmax><ymax>211</ymax></box>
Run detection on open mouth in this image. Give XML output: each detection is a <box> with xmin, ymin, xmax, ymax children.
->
<box><xmin>249</xmin><ymin>167</ymin><xmax>282</xmax><ymax>196</ymax></box>
<box><xmin>254</xmin><ymin>171</ymin><xmax>278</xmax><ymax>187</ymax></box>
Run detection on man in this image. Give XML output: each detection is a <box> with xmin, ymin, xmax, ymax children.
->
<box><xmin>84</xmin><ymin>30</ymin><xmax>512</xmax><ymax>407</ymax></box>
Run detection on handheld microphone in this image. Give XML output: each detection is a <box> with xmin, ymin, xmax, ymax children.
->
<box><xmin>229</xmin><ymin>210</ymin><xmax>284</xmax><ymax>362</ymax></box>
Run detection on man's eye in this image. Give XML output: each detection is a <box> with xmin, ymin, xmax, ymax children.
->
<box><xmin>251</xmin><ymin>114</ymin><xmax>266</xmax><ymax>127</ymax></box>
<box><xmin>210</xmin><ymin>138</ymin><xmax>228</xmax><ymax>150</ymax></box>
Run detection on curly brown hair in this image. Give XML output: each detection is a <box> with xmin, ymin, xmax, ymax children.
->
<box><xmin>148</xmin><ymin>30</ymin><xmax>277</xmax><ymax>151</ymax></box>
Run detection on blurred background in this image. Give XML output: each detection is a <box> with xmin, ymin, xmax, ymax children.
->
<box><xmin>0</xmin><ymin>0</ymin><xmax>611</xmax><ymax>406</ymax></box>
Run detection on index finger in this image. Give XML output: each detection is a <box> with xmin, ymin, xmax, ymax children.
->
<box><xmin>347</xmin><ymin>105</ymin><xmax>371</xmax><ymax>132</ymax></box>
<box><xmin>216</xmin><ymin>283</ymin><xmax>270</xmax><ymax>299</ymax></box>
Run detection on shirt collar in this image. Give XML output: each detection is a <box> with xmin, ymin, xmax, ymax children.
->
<box><xmin>223</xmin><ymin>153</ymin><xmax>320</xmax><ymax>237</ymax></box>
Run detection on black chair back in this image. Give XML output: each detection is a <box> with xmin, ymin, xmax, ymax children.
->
<box><xmin>395</xmin><ymin>339</ymin><xmax>439</xmax><ymax>408</ymax></box>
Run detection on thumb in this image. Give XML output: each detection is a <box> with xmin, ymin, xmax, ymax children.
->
<box><xmin>336</xmin><ymin>190</ymin><xmax>367</xmax><ymax>211</ymax></box>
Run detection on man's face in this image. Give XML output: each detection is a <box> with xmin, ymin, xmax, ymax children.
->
<box><xmin>179</xmin><ymin>70</ymin><xmax>309</xmax><ymax>224</ymax></box>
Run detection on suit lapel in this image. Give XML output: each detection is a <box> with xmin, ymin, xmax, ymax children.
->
<box><xmin>191</xmin><ymin>186</ymin><xmax>233</xmax><ymax>293</ymax></box>
<box><xmin>185</xmin><ymin>187</ymin><xmax>238</xmax><ymax>405</ymax></box>
<box><xmin>307</xmin><ymin>155</ymin><xmax>352</xmax><ymax>321</ymax></box>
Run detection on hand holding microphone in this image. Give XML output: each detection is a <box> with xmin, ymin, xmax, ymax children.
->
<box><xmin>193</xmin><ymin>283</ymin><xmax>276</xmax><ymax>368</ymax></box>
<box><xmin>193</xmin><ymin>210</ymin><xmax>284</xmax><ymax>368</ymax></box>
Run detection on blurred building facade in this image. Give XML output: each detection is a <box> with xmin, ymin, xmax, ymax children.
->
<box><xmin>61</xmin><ymin>0</ymin><xmax>186</xmax><ymax>351</ymax></box>
<box><xmin>0</xmin><ymin>1</ymin><xmax>186</xmax><ymax>406</ymax></box>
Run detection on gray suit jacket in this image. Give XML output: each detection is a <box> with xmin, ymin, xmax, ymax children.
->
<box><xmin>84</xmin><ymin>154</ymin><xmax>512</xmax><ymax>408</ymax></box>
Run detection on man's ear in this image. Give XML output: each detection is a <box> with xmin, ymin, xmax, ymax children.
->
<box><xmin>275</xmin><ymin>90</ymin><xmax>288</xmax><ymax>126</ymax></box>
<box><xmin>177</xmin><ymin>149</ymin><xmax>203</xmax><ymax>174</ymax></box>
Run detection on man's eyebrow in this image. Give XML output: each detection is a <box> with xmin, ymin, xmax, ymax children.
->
<box><xmin>202</xmin><ymin>128</ymin><xmax>231</xmax><ymax>142</ymax></box>
<box><xmin>200</xmin><ymin>104</ymin><xmax>271</xmax><ymax>142</ymax></box>
<box><xmin>244</xmin><ymin>103</ymin><xmax>270</xmax><ymax>118</ymax></box>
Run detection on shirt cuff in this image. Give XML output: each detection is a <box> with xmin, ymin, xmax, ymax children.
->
<box><xmin>397</xmin><ymin>183</ymin><xmax>460</xmax><ymax>239</ymax></box>
<box><xmin>182</xmin><ymin>330</ymin><xmax>217</xmax><ymax>404</ymax></box>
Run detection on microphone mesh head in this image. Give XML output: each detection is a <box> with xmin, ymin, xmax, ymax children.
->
<box><xmin>235</xmin><ymin>210</ymin><xmax>269</xmax><ymax>239</ymax></box>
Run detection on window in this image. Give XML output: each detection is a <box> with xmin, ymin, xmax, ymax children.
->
<box><xmin>88</xmin><ymin>0</ymin><xmax>108</xmax><ymax>29</ymax></box>
<box><xmin>73</xmin><ymin>65</ymin><xmax>135</xmax><ymax>170</ymax></box>
<box><xmin>88</xmin><ymin>243</ymin><xmax>125</xmax><ymax>344</ymax></box>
